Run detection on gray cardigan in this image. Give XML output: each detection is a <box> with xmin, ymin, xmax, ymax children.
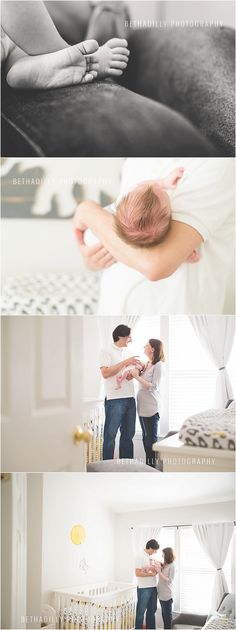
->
<box><xmin>137</xmin><ymin>361</ymin><xmax>164</xmax><ymax>417</ymax></box>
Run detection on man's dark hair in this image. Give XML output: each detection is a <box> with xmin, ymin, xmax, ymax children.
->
<box><xmin>112</xmin><ymin>324</ymin><xmax>131</xmax><ymax>342</ymax></box>
<box><xmin>146</xmin><ymin>539</ymin><xmax>159</xmax><ymax>550</ymax></box>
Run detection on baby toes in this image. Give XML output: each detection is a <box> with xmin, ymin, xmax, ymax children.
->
<box><xmin>111</xmin><ymin>60</ymin><xmax>127</xmax><ymax>69</ymax></box>
<box><xmin>82</xmin><ymin>72</ymin><xmax>97</xmax><ymax>84</ymax></box>
<box><xmin>107</xmin><ymin>68</ymin><xmax>123</xmax><ymax>76</ymax></box>
<box><xmin>112</xmin><ymin>46</ymin><xmax>130</xmax><ymax>57</ymax></box>
<box><xmin>107</xmin><ymin>37</ymin><xmax>128</xmax><ymax>49</ymax></box>
<box><xmin>112</xmin><ymin>53</ymin><xmax>129</xmax><ymax>62</ymax></box>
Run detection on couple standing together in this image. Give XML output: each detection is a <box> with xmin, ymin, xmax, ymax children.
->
<box><xmin>135</xmin><ymin>539</ymin><xmax>175</xmax><ymax>630</ymax></box>
<box><xmin>99</xmin><ymin>324</ymin><xmax>165</xmax><ymax>467</ymax></box>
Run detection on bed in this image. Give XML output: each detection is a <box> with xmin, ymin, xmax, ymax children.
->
<box><xmin>53</xmin><ymin>582</ymin><xmax>136</xmax><ymax>630</ymax></box>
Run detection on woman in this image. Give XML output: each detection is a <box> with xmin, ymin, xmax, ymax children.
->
<box><xmin>130</xmin><ymin>338</ymin><xmax>165</xmax><ymax>468</ymax></box>
<box><xmin>158</xmin><ymin>547</ymin><xmax>176</xmax><ymax>630</ymax></box>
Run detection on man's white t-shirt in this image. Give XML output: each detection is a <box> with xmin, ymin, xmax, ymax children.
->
<box><xmin>135</xmin><ymin>551</ymin><xmax>158</xmax><ymax>588</ymax></box>
<box><xmin>98</xmin><ymin>158</ymin><xmax>234</xmax><ymax>315</ymax></box>
<box><xmin>99</xmin><ymin>343</ymin><xmax>135</xmax><ymax>400</ymax></box>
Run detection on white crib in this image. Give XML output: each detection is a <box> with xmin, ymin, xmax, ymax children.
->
<box><xmin>53</xmin><ymin>582</ymin><xmax>136</xmax><ymax>630</ymax></box>
<box><xmin>83</xmin><ymin>401</ymin><xmax>105</xmax><ymax>465</ymax></box>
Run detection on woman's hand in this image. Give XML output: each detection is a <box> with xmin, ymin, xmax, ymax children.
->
<box><xmin>130</xmin><ymin>367</ymin><xmax>140</xmax><ymax>378</ymax></box>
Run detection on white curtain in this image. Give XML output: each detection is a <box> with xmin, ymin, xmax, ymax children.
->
<box><xmin>193</xmin><ymin>523</ymin><xmax>234</xmax><ymax>611</ymax></box>
<box><xmin>132</xmin><ymin>526</ymin><xmax>162</xmax><ymax>557</ymax></box>
<box><xmin>189</xmin><ymin>315</ymin><xmax>235</xmax><ymax>408</ymax></box>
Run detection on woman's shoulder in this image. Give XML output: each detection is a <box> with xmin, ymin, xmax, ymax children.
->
<box><xmin>153</xmin><ymin>360</ymin><xmax>164</xmax><ymax>371</ymax></box>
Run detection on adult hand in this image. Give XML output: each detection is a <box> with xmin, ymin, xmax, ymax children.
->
<box><xmin>124</xmin><ymin>356</ymin><xmax>139</xmax><ymax>367</ymax></box>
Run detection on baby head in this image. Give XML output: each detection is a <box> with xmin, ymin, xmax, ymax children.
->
<box><xmin>115</xmin><ymin>180</ymin><xmax>171</xmax><ymax>247</ymax></box>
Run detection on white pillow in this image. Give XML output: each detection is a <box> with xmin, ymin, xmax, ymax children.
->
<box><xmin>227</xmin><ymin>400</ymin><xmax>235</xmax><ymax>412</ymax></box>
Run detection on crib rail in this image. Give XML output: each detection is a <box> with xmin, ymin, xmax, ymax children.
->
<box><xmin>53</xmin><ymin>582</ymin><xmax>136</xmax><ymax>630</ymax></box>
<box><xmin>83</xmin><ymin>401</ymin><xmax>104</xmax><ymax>464</ymax></box>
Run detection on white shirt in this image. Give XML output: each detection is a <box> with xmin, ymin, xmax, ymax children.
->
<box><xmin>99</xmin><ymin>343</ymin><xmax>135</xmax><ymax>400</ymax></box>
<box><xmin>135</xmin><ymin>551</ymin><xmax>158</xmax><ymax>588</ymax></box>
<box><xmin>98</xmin><ymin>158</ymin><xmax>234</xmax><ymax>315</ymax></box>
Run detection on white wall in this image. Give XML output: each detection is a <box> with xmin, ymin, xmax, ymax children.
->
<box><xmin>113</xmin><ymin>501</ymin><xmax>235</xmax><ymax>583</ymax></box>
<box><xmin>83</xmin><ymin>316</ymin><xmax>102</xmax><ymax>402</ymax></box>
<box><xmin>158</xmin><ymin>1</ymin><xmax>234</xmax><ymax>28</ymax></box>
<box><xmin>2</xmin><ymin>158</ymin><xmax>122</xmax><ymax>280</ymax></box>
<box><xmin>27</xmin><ymin>475</ymin><xmax>44</xmax><ymax>630</ymax></box>
<box><xmin>41</xmin><ymin>474</ymin><xmax>115</xmax><ymax>605</ymax></box>
<box><xmin>1</xmin><ymin>477</ymin><xmax>12</xmax><ymax>630</ymax></box>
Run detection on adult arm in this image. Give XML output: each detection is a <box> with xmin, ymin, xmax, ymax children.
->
<box><xmin>131</xmin><ymin>362</ymin><xmax>162</xmax><ymax>390</ymax></box>
<box><xmin>74</xmin><ymin>201</ymin><xmax>203</xmax><ymax>281</ymax></box>
<box><xmin>159</xmin><ymin>564</ymin><xmax>175</xmax><ymax>583</ymax></box>
<box><xmin>135</xmin><ymin>569</ymin><xmax>155</xmax><ymax>578</ymax></box>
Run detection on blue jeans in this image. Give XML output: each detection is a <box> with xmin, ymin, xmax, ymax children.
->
<box><xmin>103</xmin><ymin>397</ymin><xmax>136</xmax><ymax>460</ymax></box>
<box><xmin>135</xmin><ymin>587</ymin><xmax>157</xmax><ymax>629</ymax></box>
<box><xmin>160</xmin><ymin>598</ymin><xmax>173</xmax><ymax>629</ymax></box>
<box><xmin>139</xmin><ymin>413</ymin><xmax>159</xmax><ymax>467</ymax></box>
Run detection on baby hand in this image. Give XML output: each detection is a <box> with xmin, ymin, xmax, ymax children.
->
<box><xmin>130</xmin><ymin>367</ymin><xmax>140</xmax><ymax>377</ymax></box>
<box><xmin>186</xmin><ymin>249</ymin><xmax>201</xmax><ymax>263</ymax></box>
<box><xmin>163</xmin><ymin>167</ymin><xmax>185</xmax><ymax>189</ymax></box>
<box><xmin>125</xmin><ymin>373</ymin><xmax>134</xmax><ymax>381</ymax></box>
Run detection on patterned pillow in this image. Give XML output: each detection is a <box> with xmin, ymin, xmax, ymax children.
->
<box><xmin>1</xmin><ymin>272</ymin><xmax>100</xmax><ymax>315</ymax></box>
<box><xmin>203</xmin><ymin>614</ymin><xmax>236</xmax><ymax>629</ymax></box>
<box><xmin>179</xmin><ymin>408</ymin><xmax>235</xmax><ymax>450</ymax></box>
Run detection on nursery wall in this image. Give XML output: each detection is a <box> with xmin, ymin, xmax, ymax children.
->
<box><xmin>2</xmin><ymin>158</ymin><xmax>122</xmax><ymax>280</ymax></box>
<box><xmin>113</xmin><ymin>500</ymin><xmax>235</xmax><ymax>584</ymax></box>
<box><xmin>83</xmin><ymin>316</ymin><xmax>102</xmax><ymax>403</ymax></box>
<box><xmin>160</xmin><ymin>0</ymin><xmax>234</xmax><ymax>28</ymax></box>
<box><xmin>41</xmin><ymin>474</ymin><xmax>115</xmax><ymax>605</ymax></box>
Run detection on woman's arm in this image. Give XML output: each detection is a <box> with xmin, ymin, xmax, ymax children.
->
<box><xmin>74</xmin><ymin>201</ymin><xmax>203</xmax><ymax>281</ymax></box>
<box><xmin>131</xmin><ymin>370</ymin><xmax>151</xmax><ymax>389</ymax></box>
<box><xmin>159</xmin><ymin>564</ymin><xmax>175</xmax><ymax>583</ymax></box>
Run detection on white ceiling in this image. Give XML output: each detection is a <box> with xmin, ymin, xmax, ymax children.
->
<box><xmin>63</xmin><ymin>472</ymin><xmax>235</xmax><ymax>514</ymax></box>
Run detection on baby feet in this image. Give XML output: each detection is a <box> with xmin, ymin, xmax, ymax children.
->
<box><xmin>7</xmin><ymin>39</ymin><xmax>99</xmax><ymax>89</ymax></box>
<box><xmin>94</xmin><ymin>38</ymin><xmax>130</xmax><ymax>79</ymax></box>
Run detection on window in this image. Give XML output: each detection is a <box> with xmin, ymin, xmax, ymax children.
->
<box><xmin>179</xmin><ymin>527</ymin><xmax>215</xmax><ymax>614</ymax></box>
<box><xmin>157</xmin><ymin>525</ymin><xmax>234</xmax><ymax>615</ymax></box>
<box><xmin>130</xmin><ymin>316</ymin><xmax>160</xmax><ymax>362</ymax></box>
<box><xmin>169</xmin><ymin>316</ymin><xmax>217</xmax><ymax>430</ymax></box>
<box><xmin>227</xmin><ymin>335</ymin><xmax>236</xmax><ymax>399</ymax></box>
<box><xmin>157</xmin><ymin>527</ymin><xmax>175</xmax><ymax>563</ymax></box>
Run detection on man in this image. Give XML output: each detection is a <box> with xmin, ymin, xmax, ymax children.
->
<box><xmin>100</xmin><ymin>324</ymin><xmax>139</xmax><ymax>460</ymax></box>
<box><xmin>135</xmin><ymin>539</ymin><xmax>160</xmax><ymax>630</ymax></box>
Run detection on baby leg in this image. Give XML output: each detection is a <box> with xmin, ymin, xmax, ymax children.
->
<box><xmin>1</xmin><ymin>0</ymin><xmax>68</xmax><ymax>55</ymax></box>
<box><xmin>45</xmin><ymin>1</ymin><xmax>93</xmax><ymax>44</ymax></box>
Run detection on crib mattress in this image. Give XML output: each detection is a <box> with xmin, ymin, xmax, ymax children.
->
<box><xmin>179</xmin><ymin>408</ymin><xmax>235</xmax><ymax>450</ymax></box>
